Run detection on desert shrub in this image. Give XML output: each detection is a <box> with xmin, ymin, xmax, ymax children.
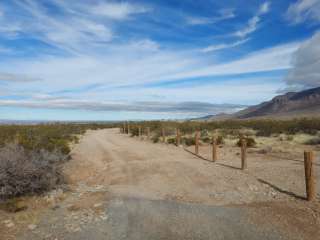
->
<box><xmin>166</xmin><ymin>137</ymin><xmax>176</xmax><ymax>145</ymax></box>
<box><xmin>218</xmin><ymin>129</ymin><xmax>240</xmax><ymax>137</ymax></box>
<box><xmin>201</xmin><ymin>136</ymin><xmax>211</xmax><ymax>143</ymax></box>
<box><xmin>256</xmin><ymin>129</ymin><xmax>273</xmax><ymax>137</ymax></box>
<box><xmin>126</xmin><ymin>118</ymin><xmax>320</xmax><ymax>138</ymax></box>
<box><xmin>286</xmin><ymin>135</ymin><xmax>294</xmax><ymax>141</ymax></box>
<box><xmin>304</xmin><ymin>137</ymin><xmax>320</xmax><ymax>145</ymax></box>
<box><xmin>182</xmin><ymin>137</ymin><xmax>195</xmax><ymax>146</ymax></box>
<box><xmin>130</xmin><ymin>126</ymin><xmax>140</xmax><ymax>137</ymax></box>
<box><xmin>200</xmin><ymin>129</ymin><xmax>209</xmax><ymax>137</ymax></box>
<box><xmin>0</xmin><ymin>143</ymin><xmax>67</xmax><ymax>200</ymax></box>
<box><xmin>236</xmin><ymin>137</ymin><xmax>256</xmax><ymax>148</ymax></box>
<box><xmin>0</xmin><ymin>123</ymin><xmax>117</xmax><ymax>153</ymax></box>
<box><xmin>151</xmin><ymin>134</ymin><xmax>160</xmax><ymax>143</ymax></box>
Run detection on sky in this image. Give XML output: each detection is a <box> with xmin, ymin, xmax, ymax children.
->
<box><xmin>0</xmin><ymin>0</ymin><xmax>320</xmax><ymax>121</ymax></box>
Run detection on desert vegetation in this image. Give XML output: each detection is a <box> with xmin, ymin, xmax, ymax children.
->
<box><xmin>2</xmin><ymin>118</ymin><xmax>320</xmax><ymax>201</ymax></box>
<box><xmin>0</xmin><ymin>123</ymin><xmax>115</xmax><ymax>201</ymax></box>
<box><xmin>126</xmin><ymin>118</ymin><xmax>320</xmax><ymax>147</ymax></box>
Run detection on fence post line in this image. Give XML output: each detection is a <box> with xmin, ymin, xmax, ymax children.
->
<box><xmin>241</xmin><ymin>138</ymin><xmax>247</xmax><ymax>170</ymax></box>
<box><xmin>147</xmin><ymin>127</ymin><xmax>150</xmax><ymax>140</ymax></box>
<box><xmin>195</xmin><ymin>131</ymin><xmax>199</xmax><ymax>155</ymax></box>
<box><xmin>138</xmin><ymin>126</ymin><xmax>142</xmax><ymax>139</ymax></box>
<box><xmin>304</xmin><ymin>151</ymin><xmax>316</xmax><ymax>201</ymax></box>
<box><xmin>162</xmin><ymin>128</ymin><xmax>166</xmax><ymax>143</ymax></box>
<box><xmin>212</xmin><ymin>136</ymin><xmax>217</xmax><ymax>162</ymax></box>
<box><xmin>176</xmin><ymin>128</ymin><xmax>181</xmax><ymax>146</ymax></box>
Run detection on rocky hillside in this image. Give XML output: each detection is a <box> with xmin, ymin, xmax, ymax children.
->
<box><xmin>236</xmin><ymin>87</ymin><xmax>320</xmax><ymax>119</ymax></box>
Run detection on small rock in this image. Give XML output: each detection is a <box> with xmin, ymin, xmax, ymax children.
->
<box><xmin>93</xmin><ymin>203</ymin><xmax>102</xmax><ymax>208</ymax></box>
<box><xmin>67</xmin><ymin>204</ymin><xmax>80</xmax><ymax>212</ymax></box>
<box><xmin>5</xmin><ymin>220</ymin><xmax>15</xmax><ymax>228</ymax></box>
<box><xmin>28</xmin><ymin>224</ymin><xmax>37</xmax><ymax>230</ymax></box>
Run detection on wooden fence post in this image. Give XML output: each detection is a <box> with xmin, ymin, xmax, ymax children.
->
<box><xmin>127</xmin><ymin>123</ymin><xmax>130</xmax><ymax>135</ymax></box>
<box><xmin>212</xmin><ymin>136</ymin><xmax>217</xmax><ymax>162</ymax></box>
<box><xmin>138</xmin><ymin>126</ymin><xmax>142</xmax><ymax>139</ymax></box>
<box><xmin>147</xmin><ymin>127</ymin><xmax>150</xmax><ymax>140</ymax></box>
<box><xmin>304</xmin><ymin>151</ymin><xmax>316</xmax><ymax>201</ymax></box>
<box><xmin>241</xmin><ymin>138</ymin><xmax>247</xmax><ymax>170</ymax></box>
<box><xmin>123</xmin><ymin>123</ymin><xmax>126</xmax><ymax>134</ymax></box>
<box><xmin>162</xmin><ymin>128</ymin><xmax>166</xmax><ymax>143</ymax></box>
<box><xmin>176</xmin><ymin>129</ymin><xmax>181</xmax><ymax>146</ymax></box>
<box><xmin>195</xmin><ymin>131</ymin><xmax>200</xmax><ymax>155</ymax></box>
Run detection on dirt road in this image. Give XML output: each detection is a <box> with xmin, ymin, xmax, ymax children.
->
<box><xmin>4</xmin><ymin>129</ymin><xmax>320</xmax><ymax>239</ymax></box>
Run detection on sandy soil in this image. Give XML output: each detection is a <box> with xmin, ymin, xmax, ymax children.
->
<box><xmin>1</xmin><ymin>128</ymin><xmax>319</xmax><ymax>240</ymax></box>
<box><xmin>64</xmin><ymin>129</ymin><xmax>320</xmax><ymax>205</ymax></box>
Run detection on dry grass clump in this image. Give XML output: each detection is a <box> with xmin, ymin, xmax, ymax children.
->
<box><xmin>0</xmin><ymin>143</ymin><xmax>66</xmax><ymax>201</ymax></box>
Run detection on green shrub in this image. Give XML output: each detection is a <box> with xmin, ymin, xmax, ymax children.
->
<box><xmin>201</xmin><ymin>136</ymin><xmax>211</xmax><ymax>143</ymax></box>
<box><xmin>166</xmin><ymin>138</ymin><xmax>176</xmax><ymax>145</ymax></box>
<box><xmin>200</xmin><ymin>129</ymin><xmax>209</xmax><ymax>137</ymax></box>
<box><xmin>182</xmin><ymin>137</ymin><xmax>195</xmax><ymax>146</ymax></box>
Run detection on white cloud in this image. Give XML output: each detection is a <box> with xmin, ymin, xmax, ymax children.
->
<box><xmin>201</xmin><ymin>38</ymin><xmax>250</xmax><ymax>53</ymax></box>
<box><xmin>0</xmin><ymin>98</ymin><xmax>244</xmax><ymax>116</ymax></box>
<box><xmin>286</xmin><ymin>0</ymin><xmax>320</xmax><ymax>24</ymax></box>
<box><xmin>234</xmin><ymin>16</ymin><xmax>260</xmax><ymax>38</ymax></box>
<box><xmin>2</xmin><ymin>1</ymin><xmax>149</xmax><ymax>54</ymax></box>
<box><xmin>0</xmin><ymin>40</ymin><xmax>300</xmax><ymax>100</ymax></box>
<box><xmin>10</xmin><ymin>0</ymin><xmax>114</xmax><ymax>53</ymax></box>
<box><xmin>234</xmin><ymin>2</ymin><xmax>270</xmax><ymax>38</ymax></box>
<box><xmin>90</xmin><ymin>2</ymin><xmax>150</xmax><ymax>20</ymax></box>
<box><xmin>259</xmin><ymin>2</ymin><xmax>270</xmax><ymax>14</ymax></box>
<box><xmin>285</xmin><ymin>31</ymin><xmax>320</xmax><ymax>89</ymax></box>
<box><xmin>187</xmin><ymin>8</ymin><xmax>235</xmax><ymax>25</ymax></box>
<box><xmin>163</xmin><ymin>42</ymin><xmax>300</xmax><ymax>82</ymax></box>
<box><xmin>0</xmin><ymin>72</ymin><xmax>41</xmax><ymax>82</ymax></box>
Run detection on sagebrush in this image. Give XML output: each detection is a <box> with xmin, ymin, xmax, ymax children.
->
<box><xmin>0</xmin><ymin>143</ymin><xmax>66</xmax><ymax>200</ymax></box>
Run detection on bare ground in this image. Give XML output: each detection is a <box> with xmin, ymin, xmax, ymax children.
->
<box><xmin>1</xmin><ymin>128</ymin><xmax>319</xmax><ymax>240</ymax></box>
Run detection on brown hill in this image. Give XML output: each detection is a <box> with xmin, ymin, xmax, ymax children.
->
<box><xmin>236</xmin><ymin>86</ymin><xmax>320</xmax><ymax>119</ymax></box>
<box><xmin>198</xmin><ymin>86</ymin><xmax>320</xmax><ymax>120</ymax></box>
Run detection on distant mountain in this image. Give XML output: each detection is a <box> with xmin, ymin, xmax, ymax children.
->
<box><xmin>236</xmin><ymin>86</ymin><xmax>320</xmax><ymax>119</ymax></box>
<box><xmin>198</xmin><ymin>86</ymin><xmax>320</xmax><ymax>120</ymax></box>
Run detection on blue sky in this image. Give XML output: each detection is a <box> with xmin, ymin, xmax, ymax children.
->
<box><xmin>0</xmin><ymin>0</ymin><xmax>320</xmax><ymax>120</ymax></box>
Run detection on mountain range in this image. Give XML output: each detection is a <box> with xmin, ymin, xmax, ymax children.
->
<box><xmin>200</xmin><ymin>86</ymin><xmax>320</xmax><ymax>120</ymax></box>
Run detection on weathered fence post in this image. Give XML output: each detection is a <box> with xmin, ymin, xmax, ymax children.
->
<box><xmin>138</xmin><ymin>126</ymin><xmax>142</xmax><ymax>139</ymax></box>
<box><xmin>195</xmin><ymin>131</ymin><xmax>200</xmax><ymax>155</ymax></box>
<box><xmin>147</xmin><ymin>127</ymin><xmax>150</xmax><ymax>140</ymax></box>
<box><xmin>162</xmin><ymin>128</ymin><xmax>166</xmax><ymax>143</ymax></box>
<box><xmin>123</xmin><ymin>123</ymin><xmax>126</xmax><ymax>134</ymax></box>
<box><xmin>241</xmin><ymin>138</ymin><xmax>247</xmax><ymax>170</ymax></box>
<box><xmin>212</xmin><ymin>136</ymin><xmax>217</xmax><ymax>162</ymax></box>
<box><xmin>127</xmin><ymin>123</ymin><xmax>130</xmax><ymax>135</ymax></box>
<box><xmin>176</xmin><ymin>128</ymin><xmax>181</xmax><ymax>146</ymax></box>
<box><xmin>304</xmin><ymin>151</ymin><xmax>316</xmax><ymax>201</ymax></box>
